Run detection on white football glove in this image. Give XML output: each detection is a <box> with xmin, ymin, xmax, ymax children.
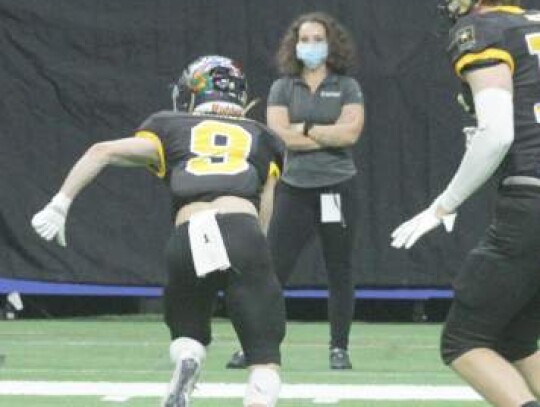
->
<box><xmin>391</xmin><ymin>198</ymin><xmax>456</xmax><ymax>250</ymax></box>
<box><xmin>31</xmin><ymin>193</ymin><xmax>72</xmax><ymax>247</ymax></box>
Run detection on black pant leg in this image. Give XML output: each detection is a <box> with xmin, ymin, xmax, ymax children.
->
<box><xmin>268</xmin><ymin>182</ymin><xmax>318</xmax><ymax>286</ymax></box>
<box><xmin>319</xmin><ymin>179</ymin><xmax>359</xmax><ymax>349</ymax></box>
<box><xmin>222</xmin><ymin>215</ymin><xmax>286</xmax><ymax>365</ymax></box>
<box><xmin>163</xmin><ymin>225</ymin><xmax>222</xmax><ymax>345</ymax></box>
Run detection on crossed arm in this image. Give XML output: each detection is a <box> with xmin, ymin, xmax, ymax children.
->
<box><xmin>267</xmin><ymin>103</ymin><xmax>364</xmax><ymax>151</ymax></box>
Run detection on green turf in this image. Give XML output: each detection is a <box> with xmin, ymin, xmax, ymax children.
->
<box><xmin>0</xmin><ymin>397</ymin><xmax>489</xmax><ymax>407</ymax></box>
<box><xmin>0</xmin><ymin>316</ymin><xmax>489</xmax><ymax>406</ymax></box>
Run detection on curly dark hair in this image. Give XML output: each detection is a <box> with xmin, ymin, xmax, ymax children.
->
<box><xmin>276</xmin><ymin>12</ymin><xmax>356</xmax><ymax>76</ymax></box>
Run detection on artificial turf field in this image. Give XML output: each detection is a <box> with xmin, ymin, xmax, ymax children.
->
<box><xmin>0</xmin><ymin>315</ymin><xmax>489</xmax><ymax>406</ymax></box>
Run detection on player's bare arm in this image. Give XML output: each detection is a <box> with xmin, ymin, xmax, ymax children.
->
<box><xmin>30</xmin><ymin>137</ymin><xmax>159</xmax><ymax>246</ymax></box>
<box><xmin>391</xmin><ymin>62</ymin><xmax>514</xmax><ymax>249</ymax></box>
<box><xmin>258</xmin><ymin>174</ymin><xmax>278</xmax><ymax>235</ymax></box>
<box><xmin>434</xmin><ymin>63</ymin><xmax>514</xmax><ymax>216</ymax></box>
<box><xmin>57</xmin><ymin>137</ymin><xmax>159</xmax><ymax>200</ymax></box>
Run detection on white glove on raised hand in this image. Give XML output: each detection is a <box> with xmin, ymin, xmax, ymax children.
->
<box><xmin>31</xmin><ymin>193</ymin><xmax>72</xmax><ymax>247</ymax></box>
<box><xmin>390</xmin><ymin>199</ymin><xmax>456</xmax><ymax>250</ymax></box>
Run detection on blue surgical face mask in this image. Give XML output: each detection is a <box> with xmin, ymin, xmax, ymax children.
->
<box><xmin>296</xmin><ymin>42</ymin><xmax>328</xmax><ymax>70</ymax></box>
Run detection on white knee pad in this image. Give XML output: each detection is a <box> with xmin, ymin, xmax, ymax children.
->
<box><xmin>244</xmin><ymin>366</ymin><xmax>281</xmax><ymax>407</ymax></box>
<box><xmin>169</xmin><ymin>337</ymin><xmax>206</xmax><ymax>364</ymax></box>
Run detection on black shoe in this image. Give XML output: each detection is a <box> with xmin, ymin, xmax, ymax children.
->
<box><xmin>225</xmin><ymin>350</ymin><xmax>247</xmax><ymax>369</ymax></box>
<box><xmin>330</xmin><ymin>348</ymin><xmax>352</xmax><ymax>370</ymax></box>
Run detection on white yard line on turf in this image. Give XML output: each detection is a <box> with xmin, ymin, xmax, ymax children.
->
<box><xmin>0</xmin><ymin>381</ymin><xmax>482</xmax><ymax>401</ymax></box>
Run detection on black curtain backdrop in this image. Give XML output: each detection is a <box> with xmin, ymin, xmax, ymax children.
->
<box><xmin>2</xmin><ymin>0</ymin><xmax>538</xmax><ymax>288</ymax></box>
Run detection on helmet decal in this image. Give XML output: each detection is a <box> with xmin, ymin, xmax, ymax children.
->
<box><xmin>190</xmin><ymin>71</ymin><xmax>212</xmax><ymax>93</ymax></box>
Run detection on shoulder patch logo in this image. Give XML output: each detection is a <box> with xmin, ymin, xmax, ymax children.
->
<box><xmin>456</xmin><ymin>25</ymin><xmax>476</xmax><ymax>52</ymax></box>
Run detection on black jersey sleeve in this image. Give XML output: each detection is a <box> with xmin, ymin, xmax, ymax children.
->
<box><xmin>133</xmin><ymin>110</ymin><xmax>180</xmax><ymax>178</ymax></box>
<box><xmin>448</xmin><ymin>13</ymin><xmax>514</xmax><ymax>78</ymax></box>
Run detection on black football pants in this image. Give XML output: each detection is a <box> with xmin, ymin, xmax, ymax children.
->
<box><xmin>164</xmin><ymin>213</ymin><xmax>286</xmax><ymax>366</ymax></box>
<box><xmin>441</xmin><ymin>185</ymin><xmax>540</xmax><ymax>364</ymax></box>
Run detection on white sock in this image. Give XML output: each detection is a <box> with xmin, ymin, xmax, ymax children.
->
<box><xmin>169</xmin><ymin>337</ymin><xmax>206</xmax><ymax>364</ymax></box>
<box><xmin>243</xmin><ymin>366</ymin><xmax>281</xmax><ymax>407</ymax></box>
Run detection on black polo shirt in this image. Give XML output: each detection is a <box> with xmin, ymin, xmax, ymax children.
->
<box><xmin>267</xmin><ymin>73</ymin><xmax>363</xmax><ymax>188</ymax></box>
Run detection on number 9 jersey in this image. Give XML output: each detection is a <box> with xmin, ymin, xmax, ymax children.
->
<box><xmin>448</xmin><ymin>5</ymin><xmax>540</xmax><ymax>179</ymax></box>
<box><xmin>134</xmin><ymin>111</ymin><xmax>285</xmax><ymax>211</ymax></box>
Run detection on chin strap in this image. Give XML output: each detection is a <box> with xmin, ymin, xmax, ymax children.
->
<box><xmin>171</xmin><ymin>84</ymin><xmax>180</xmax><ymax>111</ymax></box>
<box><xmin>243</xmin><ymin>98</ymin><xmax>260</xmax><ymax>116</ymax></box>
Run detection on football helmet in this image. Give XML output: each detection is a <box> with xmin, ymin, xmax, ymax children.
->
<box><xmin>440</xmin><ymin>0</ymin><xmax>480</xmax><ymax>22</ymax></box>
<box><xmin>172</xmin><ymin>55</ymin><xmax>248</xmax><ymax>116</ymax></box>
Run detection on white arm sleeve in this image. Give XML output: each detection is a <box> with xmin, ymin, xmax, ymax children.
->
<box><xmin>438</xmin><ymin>88</ymin><xmax>514</xmax><ymax>213</ymax></box>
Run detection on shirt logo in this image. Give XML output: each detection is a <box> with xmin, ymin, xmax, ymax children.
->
<box><xmin>320</xmin><ymin>91</ymin><xmax>341</xmax><ymax>98</ymax></box>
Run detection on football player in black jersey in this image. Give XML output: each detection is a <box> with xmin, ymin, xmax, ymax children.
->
<box><xmin>392</xmin><ymin>1</ymin><xmax>540</xmax><ymax>406</ymax></box>
<box><xmin>31</xmin><ymin>55</ymin><xmax>286</xmax><ymax>407</ymax></box>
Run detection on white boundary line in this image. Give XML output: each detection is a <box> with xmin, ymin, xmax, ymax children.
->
<box><xmin>0</xmin><ymin>381</ymin><xmax>482</xmax><ymax>401</ymax></box>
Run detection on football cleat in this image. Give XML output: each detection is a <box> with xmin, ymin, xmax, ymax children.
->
<box><xmin>162</xmin><ymin>358</ymin><xmax>200</xmax><ymax>407</ymax></box>
<box><xmin>225</xmin><ymin>350</ymin><xmax>247</xmax><ymax>369</ymax></box>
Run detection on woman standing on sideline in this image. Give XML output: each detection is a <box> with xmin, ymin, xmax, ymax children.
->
<box><xmin>228</xmin><ymin>11</ymin><xmax>364</xmax><ymax>370</ymax></box>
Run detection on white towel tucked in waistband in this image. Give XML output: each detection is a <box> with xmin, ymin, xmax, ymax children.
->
<box><xmin>188</xmin><ymin>210</ymin><xmax>231</xmax><ymax>277</ymax></box>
